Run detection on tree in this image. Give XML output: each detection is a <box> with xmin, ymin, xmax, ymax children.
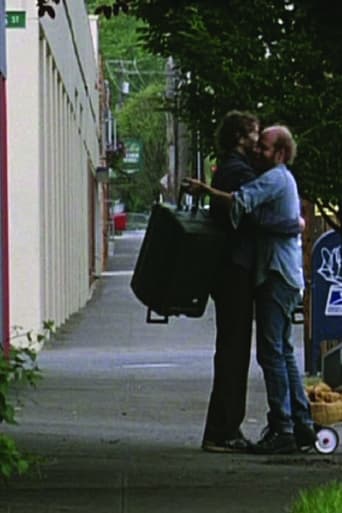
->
<box><xmin>114</xmin><ymin>83</ymin><xmax>167</xmax><ymax>211</ymax></box>
<box><xmin>84</xmin><ymin>1</ymin><xmax>168</xmax><ymax>210</ymax></box>
<box><xmin>128</xmin><ymin>0</ymin><xmax>342</xmax><ymax>228</ymax></box>
<box><xmin>86</xmin><ymin>1</ymin><xmax>166</xmax><ymax>107</ymax></box>
<box><xmin>38</xmin><ymin>1</ymin><xmax>342</xmax><ymax>226</ymax></box>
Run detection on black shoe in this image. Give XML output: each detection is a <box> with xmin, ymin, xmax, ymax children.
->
<box><xmin>252</xmin><ymin>427</ymin><xmax>297</xmax><ymax>455</ymax></box>
<box><xmin>202</xmin><ymin>434</ymin><xmax>251</xmax><ymax>453</ymax></box>
<box><xmin>294</xmin><ymin>424</ymin><xmax>317</xmax><ymax>451</ymax></box>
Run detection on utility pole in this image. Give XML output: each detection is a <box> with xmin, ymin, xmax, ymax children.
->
<box><xmin>302</xmin><ymin>199</ymin><xmax>315</xmax><ymax>372</ymax></box>
<box><xmin>106</xmin><ymin>57</ymin><xmax>190</xmax><ymax>204</ymax></box>
<box><xmin>165</xmin><ymin>57</ymin><xmax>190</xmax><ymax>203</ymax></box>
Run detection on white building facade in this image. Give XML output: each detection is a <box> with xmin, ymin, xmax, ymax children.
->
<box><xmin>6</xmin><ymin>0</ymin><xmax>105</xmax><ymax>336</ymax></box>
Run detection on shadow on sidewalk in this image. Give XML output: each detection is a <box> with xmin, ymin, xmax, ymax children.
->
<box><xmin>1</xmin><ymin>231</ymin><xmax>341</xmax><ymax>513</ymax></box>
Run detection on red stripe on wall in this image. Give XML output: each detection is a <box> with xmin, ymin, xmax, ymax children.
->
<box><xmin>0</xmin><ymin>76</ymin><xmax>10</xmax><ymax>355</ymax></box>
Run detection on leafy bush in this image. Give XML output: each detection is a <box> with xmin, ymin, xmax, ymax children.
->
<box><xmin>0</xmin><ymin>321</ymin><xmax>54</xmax><ymax>480</ymax></box>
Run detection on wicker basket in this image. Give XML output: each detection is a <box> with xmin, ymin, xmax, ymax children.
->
<box><xmin>310</xmin><ymin>401</ymin><xmax>342</xmax><ymax>425</ymax></box>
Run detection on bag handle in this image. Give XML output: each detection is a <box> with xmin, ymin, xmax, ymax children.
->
<box><xmin>177</xmin><ymin>182</ymin><xmax>199</xmax><ymax>212</ymax></box>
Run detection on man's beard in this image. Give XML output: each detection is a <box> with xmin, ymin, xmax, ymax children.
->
<box><xmin>250</xmin><ymin>153</ymin><xmax>265</xmax><ymax>174</ymax></box>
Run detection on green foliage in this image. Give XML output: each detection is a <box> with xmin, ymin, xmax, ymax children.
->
<box><xmin>290</xmin><ymin>481</ymin><xmax>342</xmax><ymax>513</ymax></box>
<box><xmin>116</xmin><ymin>83</ymin><xmax>167</xmax><ymax>211</ymax></box>
<box><xmin>0</xmin><ymin>347</ymin><xmax>41</xmax><ymax>480</ymax></box>
<box><xmin>86</xmin><ymin>1</ymin><xmax>165</xmax><ymax>107</ymax></box>
<box><xmin>127</xmin><ymin>1</ymin><xmax>342</xmax><ymax>221</ymax></box>
<box><xmin>86</xmin><ymin>1</ymin><xmax>342</xmax><ymax>221</ymax></box>
<box><xmin>49</xmin><ymin>1</ymin><xmax>342</xmax><ymax>222</ymax></box>
<box><xmin>0</xmin><ymin>321</ymin><xmax>54</xmax><ymax>481</ymax></box>
<box><xmin>86</xmin><ymin>1</ymin><xmax>168</xmax><ymax>211</ymax></box>
<box><xmin>0</xmin><ymin>434</ymin><xmax>33</xmax><ymax>479</ymax></box>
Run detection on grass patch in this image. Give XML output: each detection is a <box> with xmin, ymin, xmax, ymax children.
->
<box><xmin>290</xmin><ymin>481</ymin><xmax>342</xmax><ymax>513</ymax></box>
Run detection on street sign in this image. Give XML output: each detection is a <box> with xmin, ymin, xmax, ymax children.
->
<box><xmin>122</xmin><ymin>139</ymin><xmax>143</xmax><ymax>174</ymax></box>
<box><xmin>6</xmin><ymin>11</ymin><xmax>26</xmax><ymax>29</ymax></box>
<box><xmin>311</xmin><ymin>229</ymin><xmax>342</xmax><ymax>373</ymax></box>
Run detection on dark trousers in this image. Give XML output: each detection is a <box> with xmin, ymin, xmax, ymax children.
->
<box><xmin>203</xmin><ymin>263</ymin><xmax>254</xmax><ymax>442</ymax></box>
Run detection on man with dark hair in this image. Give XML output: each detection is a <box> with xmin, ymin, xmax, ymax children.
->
<box><xmin>200</xmin><ymin>110</ymin><xmax>260</xmax><ymax>453</ymax></box>
<box><xmin>186</xmin><ymin>125</ymin><xmax>316</xmax><ymax>455</ymax></box>
<box><xmin>196</xmin><ymin>113</ymin><xmax>301</xmax><ymax>453</ymax></box>
<box><xmin>215</xmin><ymin>110</ymin><xmax>259</xmax><ymax>161</ymax></box>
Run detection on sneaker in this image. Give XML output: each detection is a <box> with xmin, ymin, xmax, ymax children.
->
<box><xmin>202</xmin><ymin>435</ymin><xmax>251</xmax><ymax>453</ymax></box>
<box><xmin>294</xmin><ymin>424</ymin><xmax>317</xmax><ymax>450</ymax></box>
<box><xmin>251</xmin><ymin>428</ymin><xmax>297</xmax><ymax>455</ymax></box>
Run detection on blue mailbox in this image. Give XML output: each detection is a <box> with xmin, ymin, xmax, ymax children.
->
<box><xmin>311</xmin><ymin>230</ymin><xmax>342</xmax><ymax>373</ymax></box>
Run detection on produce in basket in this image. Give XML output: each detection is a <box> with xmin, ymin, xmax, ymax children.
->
<box><xmin>305</xmin><ymin>382</ymin><xmax>342</xmax><ymax>425</ymax></box>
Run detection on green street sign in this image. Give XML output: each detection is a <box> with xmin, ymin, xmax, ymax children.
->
<box><xmin>6</xmin><ymin>11</ymin><xmax>26</xmax><ymax>29</ymax></box>
<box><xmin>122</xmin><ymin>139</ymin><xmax>143</xmax><ymax>174</ymax></box>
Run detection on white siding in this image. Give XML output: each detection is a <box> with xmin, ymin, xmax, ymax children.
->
<box><xmin>7</xmin><ymin>4</ymin><xmax>41</xmax><ymax>333</ymax></box>
<box><xmin>7</xmin><ymin>0</ymin><xmax>101</xmax><ymax>336</ymax></box>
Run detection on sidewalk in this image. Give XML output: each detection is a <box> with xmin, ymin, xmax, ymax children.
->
<box><xmin>1</xmin><ymin>230</ymin><xmax>341</xmax><ymax>513</ymax></box>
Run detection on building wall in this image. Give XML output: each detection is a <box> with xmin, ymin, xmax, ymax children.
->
<box><xmin>6</xmin><ymin>0</ymin><xmax>101</xmax><ymax>335</ymax></box>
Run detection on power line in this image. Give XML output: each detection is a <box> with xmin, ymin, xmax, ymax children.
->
<box><xmin>106</xmin><ymin>60</ymin><xmax>167</xmax><ymax>76</ymax></box>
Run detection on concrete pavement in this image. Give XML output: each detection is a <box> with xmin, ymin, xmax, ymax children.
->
<box><xmin>1</xmin><ymin>230</ymin><xmax>341</xmax><ymax>513</ymax></box>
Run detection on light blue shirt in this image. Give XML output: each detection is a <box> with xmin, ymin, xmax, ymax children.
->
<box><xmin>230</xmin><ymin>164</ymin><xmax>304</xmax><ymax>289</ymax></box>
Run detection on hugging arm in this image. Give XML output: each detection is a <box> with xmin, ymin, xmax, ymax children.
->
<box><xmin>182</xmin><ymin>174</ymin><xmax>304</xmax><ymax>236</ymax></box>
<box><xmin>250</xmin><ymin>210</ymin><xmax>304</xmax><ymax>236</ymax></box>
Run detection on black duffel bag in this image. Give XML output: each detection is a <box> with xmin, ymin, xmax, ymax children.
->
<box><xmin>130</xmin><ymin>187</ymin><xmax>227</xmax><ymax>323</ymax></box>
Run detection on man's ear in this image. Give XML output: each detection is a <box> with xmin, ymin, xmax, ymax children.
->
<box><xmin>275</xmin><ymin>148</ymin><xmax>286</xmax><ymax>163</ymax></box>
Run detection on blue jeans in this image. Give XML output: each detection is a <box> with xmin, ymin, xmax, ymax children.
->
<box><xmin>255</xmin><ymin>272</ymin><xmax>313</xmax><ymax>434</ymax></box>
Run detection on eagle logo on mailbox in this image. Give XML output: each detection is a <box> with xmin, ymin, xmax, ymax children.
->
<box><xmin>317</xmin><ymin>246</ymin><xmax>342</xmax><ymax>316</ymax></box>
